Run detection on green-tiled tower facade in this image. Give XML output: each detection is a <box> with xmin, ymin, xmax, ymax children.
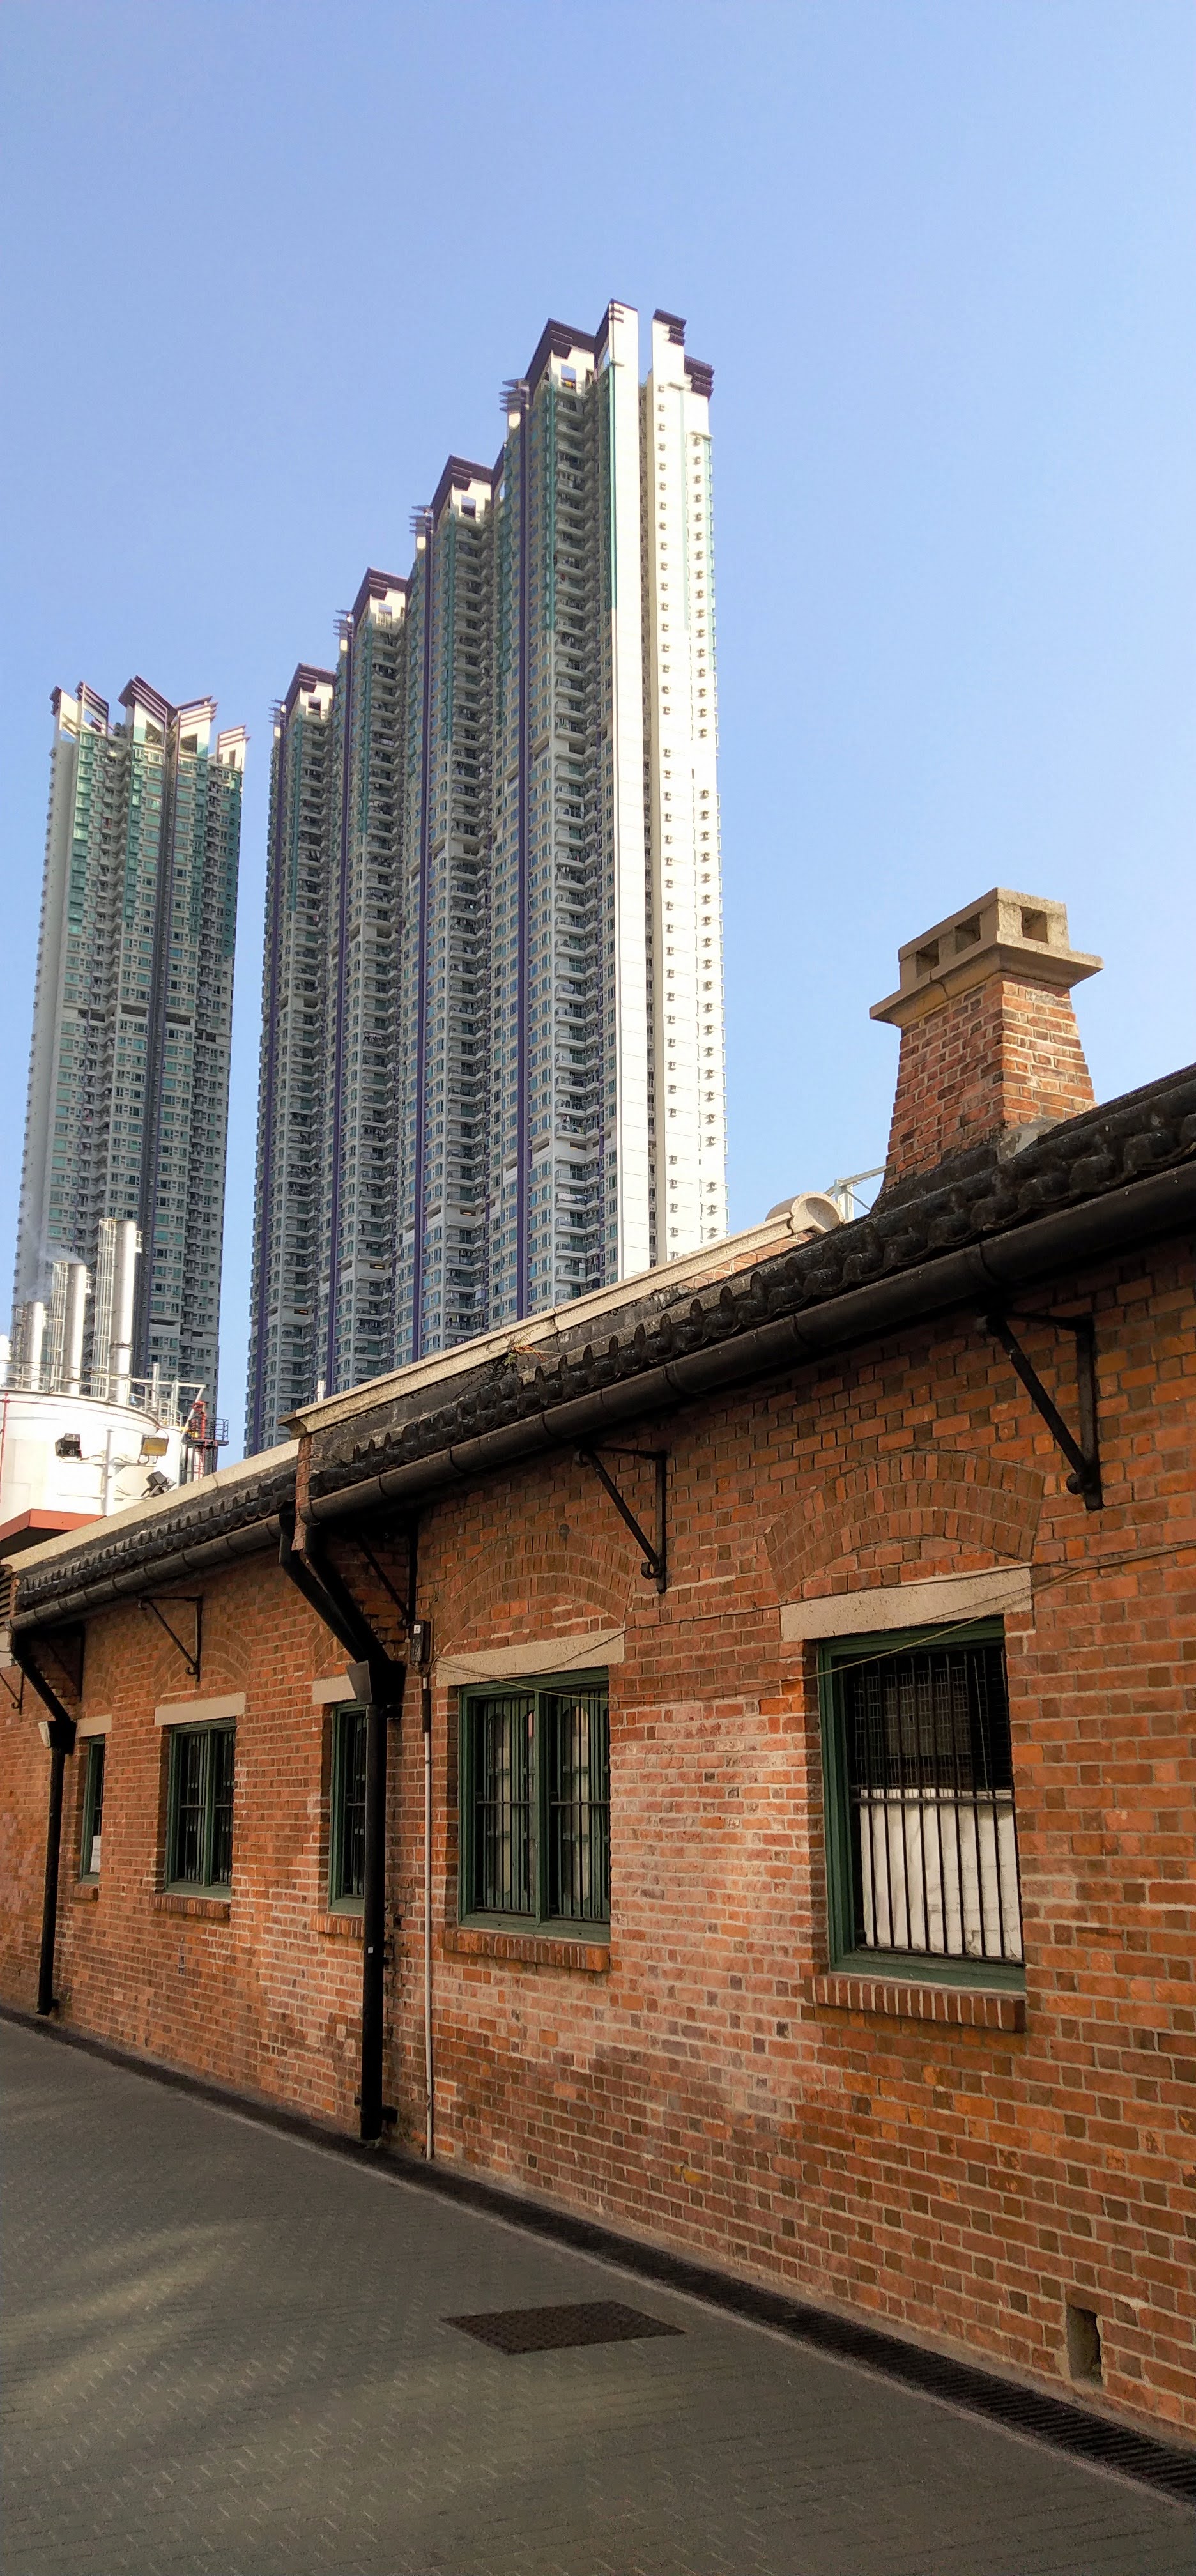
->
<box><xmin>13</xmin><ymin>677</ymin><xmax>245</xmax><ymax>1411</ymax></box>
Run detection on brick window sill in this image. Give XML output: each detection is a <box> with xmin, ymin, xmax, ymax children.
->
<box><xmin>447</xmin><ymin>1924</ymin><xmax>611</xmax><ymax>1974</ymax></box>
<box><xmin>314</xmin><ymin>1910</ymin><xmax>364</xmax><ymax>1940</ymax></box>
<box><xmin>73</xmin><ymin>1882</ymin><xmax>100</xmax><ymax>1904</ymax></box>
<box><xmin>152</xmin><ymin>1891</ymin><xmax>232</xmax><ymax>1922</ymax></box>
<box><xmin>811</xmin><ymin>1970</ymin><xmax>1025</xmax><ymax>2032</ymax></box>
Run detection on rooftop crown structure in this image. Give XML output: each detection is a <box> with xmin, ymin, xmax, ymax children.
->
<box><xmin>247</xmin><ymin>304</ymin><xmax>727</xmax><ymax>1450</ymax></box>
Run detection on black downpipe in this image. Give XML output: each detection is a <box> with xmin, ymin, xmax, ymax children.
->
<box><xmin>357</xmin><ymin>1682</ymin><xmax>388</xmax><ymax>2143</ymax></box>
<box><xmin>12</xmin><ymin>1638</ymin><xmax>78</xmax><ymax>2018</ymax></box>
<box><xmin>278</xmin><ymin>1510</ymin><xmax>407</xmax><ymax>2143</ymax></box>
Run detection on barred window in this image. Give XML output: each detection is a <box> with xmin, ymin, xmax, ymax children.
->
<box><xmin>166</xmin><ymin>1724</ymin><xmax>234</xmax><ymax>1892</ymax></box>
<box><xmin>460</xmin><ymin>1675</ymin><xmax>610</xmax><ymax>1930</ymax></box>
<box><xmin>329</xmin><ymin>1705</ymin><xmax>367</xmax><ymax>1906</ymax></box>
<box><xmin>820</xmin><ymin>1627</ymin><xmax>1023</xmax><ymax>1977</ymax></box>
<box><xmin>80</xmin><ymin>1738</ymin><xmax>105</xmax><ymax>1880</ymax></box>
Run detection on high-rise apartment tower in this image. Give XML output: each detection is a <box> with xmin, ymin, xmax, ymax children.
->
<box><xmin>247</xmin><ymin>304</ymin><xmax>725</xmax><ymax>1451</ymax></box>
<box><xmin>13</xmin><ymin>678</ymin><xmax>245</xmax><ymax>1411</ymax></box>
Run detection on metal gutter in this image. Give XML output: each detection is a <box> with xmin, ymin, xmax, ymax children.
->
<box><xmin>303</xmin><ymin>1161</ymin><xmax>1196</xmax><ymax>1527</ymax></box>
<box><xmin>12</xmin><ymin>1514</ymin><xmax>284</xmax><ymax>1633</ymax></box>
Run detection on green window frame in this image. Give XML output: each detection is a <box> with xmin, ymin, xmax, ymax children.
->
<box><xmin>818</xmin><ymin>1620</ymin><xmax>1024</xmax><ymax>1989</ymax></box>
<box><xmin>328</xmin><ymin>1703</ymin><xmax>367</xmax><ymax>1909</ymax></box>
<box><xmin>165</xmin><ymin>1724</ymin><xmax>234</xmax><ymax>1892</ymax></box>
<box><xmin>80</xmin><ymin>1737</ymin><xmax>105</xmax><ymax>1880</ymax></box>
<box><xmin>459</xmin><ymin>1671</ymin><xmax>610</xmax><ymax>1931</ymax></box>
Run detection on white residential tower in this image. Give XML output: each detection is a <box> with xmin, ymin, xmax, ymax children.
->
<box><xmin>247</xmin><ymin>303</ymin><xmax>726</xmax><ymax>1449</ymax></box>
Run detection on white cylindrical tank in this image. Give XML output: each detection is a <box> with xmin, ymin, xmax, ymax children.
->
<box><xmin>0</xmin><ymin>1388</ymin><xmax>185</xmax><ymax>1530</ymax></box>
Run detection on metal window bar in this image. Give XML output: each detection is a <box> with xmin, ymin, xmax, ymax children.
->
<box><xmin>474</xmin><ymin>1693</ymin><xmax>535</xmax><ymax>1917</ymax></box>
<box><xmin>82</xmin><ymin>1738</ymin><xmax>105</xmax><ymax>1878</ymax></box>
<box><xmin>333</xmin><ymin>1706</ymin><xmax>367</xmax><ymax>1901</ymax></box>
<box><xmin>170</xmin><ymin>1730</ymin><xmax>206</xmax><ymax>1884</ymax></box>
<box><xmin>843</xmin><ymin>1644</ymin><xmax>1022</xmax><ymax>1965</ymax></box>
<box><xmin>544</xmin><ymin>1689</ymin><xmax>610</xmax><ymax>1925</ymax></box>
<box><xmin>209</xmin><ymin>1729</ymin><xmax>235</xmax><ymax>1888</ymax></box>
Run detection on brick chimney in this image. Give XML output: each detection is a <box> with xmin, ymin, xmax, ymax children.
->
<box><xmin>871</xmin><ymin>889</ymin><xmax>1101</xmax><ymax>1190</ymax></box>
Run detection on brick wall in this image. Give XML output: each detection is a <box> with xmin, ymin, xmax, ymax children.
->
<box><xmin>3</xmin><ymin>1236</ymin><xmax>1194</xmax><ymax>2436</ymax></box>
<box><xmin>1</xmin><ymin>1571</ymin><xmax>376</xmax><ymax>2126</ymax></box>
<box><xmin>882</xmin><ymin>975</ymin><xmax>1096</xmax><ymax>1184</ymax></box>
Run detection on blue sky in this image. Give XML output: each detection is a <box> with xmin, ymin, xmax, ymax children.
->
<box><xmin>2</xmin><ymin>0</ymin><xmax>1192</xmax><ymax>1459</ymax></box>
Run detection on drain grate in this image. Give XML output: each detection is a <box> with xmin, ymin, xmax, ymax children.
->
<box><xmin>447</xmin><ymin>2299</ymin><xmax>683</xmax><ymax>2356</ymax></box>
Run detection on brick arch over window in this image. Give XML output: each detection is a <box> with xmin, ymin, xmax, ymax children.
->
<box><xmin>82</xmin><ymin>1576</ymin><xmax>258</xmax><ymax>1708</ymax></box>
<box><xmin>433</xmin><ymin>1497</ymin><xmax>637</xmax><ymax>1655</ymax></box>
<box><xmin>765</xmin><ymin>1447</ymin><xmax>1044</xmax><ymax>1603</ymax></box>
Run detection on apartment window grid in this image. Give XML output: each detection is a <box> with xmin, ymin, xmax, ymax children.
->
<box><xmin>459</xmin><ymin>1673</ymin><xmax>610</xmax><ymax>1929</ymax></box>
<box><xmin>165</xmin><ymin>1723</ymin><xmax>234</xmax><ymax>1892</ymax></box>
<box><xmin>328</xmin><ymin>1703</ymin><xmax>367</xmax><ymax>1907</ymax></box>
<box><xmin>820</xmin><ymin>1622</ymin><xmax>1023</xmax><ymax>1981</ymax></box>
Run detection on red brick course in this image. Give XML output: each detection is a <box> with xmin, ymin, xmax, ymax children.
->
<box><xmin>810</xmin><ymin>1973</ymin><xmax>1027</xmax><ymax>2031</ymax></box>
<box><xmin>2</xmin><ymin>1236</ymin><xmax>1195</xmax><ymax>2438</ymax></box>
<box><xmin>882</xmin><ymin>975</ymin><xmax>1095</xmax><ymax>1183</ymax></box>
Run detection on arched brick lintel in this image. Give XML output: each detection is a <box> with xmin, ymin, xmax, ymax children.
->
<box><xmin>766</xmin><ymin>1446</ymin><xmax>1045</xmax><ymax>1603</ymax></box>
<box><xmin>433</xmin><ymin>1501</ymin><xmax>636</xmax><ymax>1655</ymax></box>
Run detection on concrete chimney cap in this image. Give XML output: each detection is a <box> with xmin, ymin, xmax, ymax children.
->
<box><xmin>870</xmin><ymin>888</ymin><xmax>1102</xmax><ymax>1031</ymax></box>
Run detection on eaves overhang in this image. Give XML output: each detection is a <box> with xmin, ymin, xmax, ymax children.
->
<box><xmin>11</xmin><ymin>1448</ymin><xmax>298</xmax><ymax>1633</ymax></box>
<box><xmin>301</xmin><ymin>1064</ymin><xmax>1196</xmax><ymax>1526</ymax></box>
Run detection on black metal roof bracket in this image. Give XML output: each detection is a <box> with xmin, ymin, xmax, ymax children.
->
<box><xmin>578</xmin><ymin>1448</ymin><xmax>668</xmax><ymax>1593</ymax></box>
<box><xmin>981</xmin><ymin>1310</ymin><xmax>1103</xmax><ymax>1511</ymax></box>
<box><xmin>350</xmin><ymin>1525</ymin><xmax>418</xmax><ymax>1631</ymax></box>
<box><xmin>279</xmin><ymin>1507</ymin><xmax>407</xmax><ymax>1704</ymax></box>
<box><xmin>9</xmin><ymin>1635</ymin><xmax>77</xmax><ymax>1749</ymax></box>
<box><xmin>139</xmin><ymin>1595</ymin><xmax>202</xmax><ymax>1681</ymax></box>
<box><xmin>308</xmin><ymin>1533</ymin><xmax>410</xmax><ymax>1705</ymax></box>
<box><xmin>37</xmin><ymin>1625</ymin><xmax>85</xmax><ymax>1699</ymax></box>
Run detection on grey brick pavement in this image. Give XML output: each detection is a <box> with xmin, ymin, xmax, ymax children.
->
<box><xmin>2</xmin><ymin>2021</ymin><xmax>1193</xmax><ymax>2576</ymax></box>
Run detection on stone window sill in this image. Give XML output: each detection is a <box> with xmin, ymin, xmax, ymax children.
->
<box><xmin>447</xmin><ymin>1924</ymin><xmax>611</xmax><ymax>1974</ymax></box>
<box><xmin>812</xmin><ymin>1970</ymin><xmax>1025</xmax><ymax>2032</ymax></box>
<box><xmin>152</xmin><ymin>1891</ymin><xmax>231</xmax><ymax>1922</ymax></box>
<box><xmin>314</xmin><ymin>1910</ymin><xmax>364</xmax><ymax>1940</ymax></box>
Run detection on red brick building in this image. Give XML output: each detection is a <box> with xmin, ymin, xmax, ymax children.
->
<box><xmin>3</xmin><ymin>887</ymin><xmax>1195</xmax><ymax>2439</ymax></box>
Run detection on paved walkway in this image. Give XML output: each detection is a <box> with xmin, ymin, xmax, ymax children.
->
<box><xmin>3</xmin><ymin>2021</ymin><xmax>1193</xmax><ymax>2576</ymax></box>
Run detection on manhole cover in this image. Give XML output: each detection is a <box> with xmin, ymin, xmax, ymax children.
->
<box><xmin>446</xmin><ymin>2299</ymin><xmax>683</xmax><ymax>2355</ymax></box>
